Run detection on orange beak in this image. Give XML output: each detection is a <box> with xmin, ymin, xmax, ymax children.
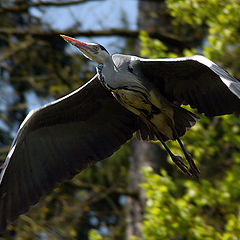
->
<box><xmin>60</xmin><ymin>34</ymin><xmax>90</xmax><ymax>52</ymax></box>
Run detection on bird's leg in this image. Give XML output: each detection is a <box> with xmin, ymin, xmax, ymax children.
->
<box><xmin>158</xmin><ymin>136</ymin><xmax>192</xmax><ymax>177</ymax></box>
<box><xmin>139</xmin><ymin>115</ymin><xmax>192</xmax><ymax>176</ymax></box>
<box><xmin>176</xmin><ymin>138</ymin><xmax>200</xmax><ymax>178</ymax></box>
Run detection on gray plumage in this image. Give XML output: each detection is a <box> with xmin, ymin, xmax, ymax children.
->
<box><xmin>0</xmin><ymin>35</ymin><xmax>240</xmax><ymax>231</ymax></box>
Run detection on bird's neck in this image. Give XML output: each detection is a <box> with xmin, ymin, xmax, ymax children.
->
<box><xmin>103</xmin><ymin>55</ymin><xmax>115</xmax><ymax>68</ymax></box>
<box><xmin>97</xmin><ymin>56</ymin><xmax>117</xmax><ymax>91</ymax></box>
<box><xmin>101</xmin><ymin>55</ymin><xmax>117</xmax><ymax>74</ymax></box>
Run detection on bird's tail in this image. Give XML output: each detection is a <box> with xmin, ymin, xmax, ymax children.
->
<box><xmin>137</xmin><ymin>106</ymin><xmax>199</xmax><ymax>142</ymax></box>
<box><xmin>172</xmin><ymin>105</ymin><xmax>200</xmax><ymax>139</ymax></box>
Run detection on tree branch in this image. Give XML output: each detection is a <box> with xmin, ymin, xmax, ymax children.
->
<box><xmin>0</xmin><ymin>28</ymin><xmax>190</xmax><ymax>49</ymax></box>
<box><xmin>0</xmin><ymin>39</ymin><xmax>35</xmax><ymax>62</ymax></box>
<box><xmin>75</xmin><ymin>182</ymin><xmax>139</xmax><ymax>198</ymax></box>
<box><xmin>0</xmin><ymin>0</ymin><xmax>103</xmax><ymax>13</ymax></box>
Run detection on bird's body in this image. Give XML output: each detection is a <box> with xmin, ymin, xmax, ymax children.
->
<box><xmin>97</xmin><ymin>53</ymin><xmax>177</xmax><ymax>156</ymax></box>
<box><xmin>0</xmin><ymin>34</ymin><xmax>240</xmax><ymax>231</ymax></box>
<box><xmin>98</xmin><ymin>53</ymin><xmax>198</xmax><ymax>142</ymax></box>
<box><xmin>98</xmin><ymin>55</ymin><xmax>151</xmax><ymax>116</ymax></box>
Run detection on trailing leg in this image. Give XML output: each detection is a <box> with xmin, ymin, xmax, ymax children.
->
<box><xmin>176</xmin><ymin>138</ymin><xmax>200</xmax><ymax>178</ymax></box>
<box><xmin>139</xmin><ymin>114</ymin><xmax>192</xmax><ymax>176</ymax></box>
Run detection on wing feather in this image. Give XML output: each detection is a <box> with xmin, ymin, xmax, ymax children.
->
<box><xmin>138</xmin><ymin>55</ymin><xmax>240</xmax><ymax>116</ymax></box>
<box><xmin>0</xmin><ymin>75</ymin><xmax>137</xmax><ymax>231</ymax></box>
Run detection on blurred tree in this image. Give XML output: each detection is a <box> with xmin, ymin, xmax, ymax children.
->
<box><xmin>125</xmin><ymin>1</ymin><xmax>175</xmax><ymax>239</ymax></box>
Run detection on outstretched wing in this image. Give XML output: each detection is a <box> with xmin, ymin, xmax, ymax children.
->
<box><xmin>0</xmin><ymin>75</ymin><xmax>137</xmax><ymax>231</ymax></box>
<box><xmin>137</xmin><ymin>55</ymin><xmax>240</xmax><ymax>116</ymax></box>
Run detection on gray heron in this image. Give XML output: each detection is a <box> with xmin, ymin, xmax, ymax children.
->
<box><xmin>0</xmin><ymin>34</ymin><xmax>240</xmax><ymax>231</ymax></box>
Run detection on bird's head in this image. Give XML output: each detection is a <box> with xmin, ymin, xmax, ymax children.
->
<box><xmin>60</xmin><ymin>34</ymin><xmax>110</xmax><ymax>64</ymax></box>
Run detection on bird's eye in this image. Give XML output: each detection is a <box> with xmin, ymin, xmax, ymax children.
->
<box><xmin>94</xmin><ymin>45</ymin><xmax>100</xmax><ymax>51</ymax></box>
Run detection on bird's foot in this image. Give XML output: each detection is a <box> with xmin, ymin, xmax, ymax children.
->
<box><xmin>171</xmin><ymin>155</ymin><xmax>192</xmax><ymax>177</ymax></box>
<box><xmin>176</xmin><ymin>138</ymin><xmax>200</xmax><ymax>178</ymax></box>
<box><xmin>185</xmin><ymin>153</ymin><xmax>200</xmax><ymax>178</ymax></box>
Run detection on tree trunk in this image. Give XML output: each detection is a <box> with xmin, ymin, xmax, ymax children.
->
<box><xmin>125</xmin><ymin>1</ymin><xmax>174</xmax><ymax>239</ymax></box>
<box><xmin>126</xmin><ymin>140</ymin><xmax>166</xmax><ymax>239</ymax></box>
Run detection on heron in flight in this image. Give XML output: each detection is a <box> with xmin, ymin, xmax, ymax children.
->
<box><xmin>0</xmin><ymin>34</ymin><xmax>240</xmax><ymax>231</ymax></box>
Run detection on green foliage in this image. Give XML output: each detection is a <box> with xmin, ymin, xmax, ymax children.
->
<box><xmin>88</xmin><ymin>230</ymin><xmax>103</xmax><ymax>240</ymax></box>
<box><xmin>167</xmin><ymin>0</ymin><xmax>240</xmax><ymax>75</ymax></box>
<box><xmin>139</xmin><ymin>167</ymin><xmax>240</xmax><ymax>240</ymax></box>
<box><xmin>139</xmin><ymin>31</ymin><xmax>178</xmax><ymax>58</ymax></box>
<box><xmin>167</xmin><ymin>114</ymin><xmax>240</xmax><ymax>179</ymax></box>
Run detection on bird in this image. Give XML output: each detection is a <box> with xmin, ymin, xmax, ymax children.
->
<box><xmin>0</xmin><ymin>34</ymin><xmax>240</xmax><ymax>232</ymax></box>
